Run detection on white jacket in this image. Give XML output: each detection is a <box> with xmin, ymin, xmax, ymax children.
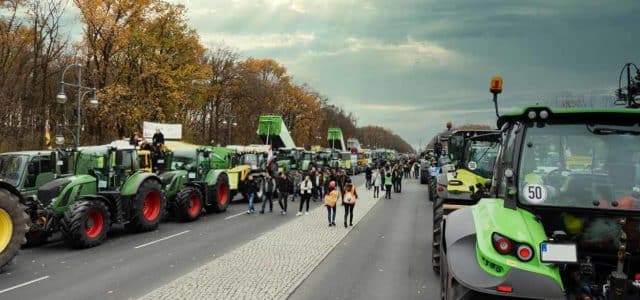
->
<box><xmin>300</xmin><ymin>180</ymin><xmax>313</xmax><ymax>195</ymax></box>
<box><xmin>373</xmin><ymin>173</ymin><xmax>382</xmax><ymax>185</ymax></box>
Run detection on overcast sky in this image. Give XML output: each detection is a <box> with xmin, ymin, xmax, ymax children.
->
<box><xmin>67</xmin><ymin>0</ymin><xmax>640</xmax><ymax>150</ymax></box>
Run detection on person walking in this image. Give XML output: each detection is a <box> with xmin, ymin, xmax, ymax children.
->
<box><xmin>312</xmin><ymin>170</ymin><xmax>323</xmax><ymax>201</ymax></box>
<box><xmin>342</xmin><ymin>182</ymin><xmax>358</xmax><ymax>227</ymax></box>
<box><xmin>260</xmin><ymin>172</ymin><xmax>276</xmax><ymax>214</ymax></box>
<box><xmin>365</xmin><ymin>166</ymin><xmax>372</xmax><ymax>190</ymax></box>
<box><xmin>291</xmin><ymin>170</ymin><xmax>302</xmax><ymax>202</ymax></box>
<box><xmin>413</xmin><ymin>161</ymin><xmax>420</xmax><ymax>179</ymax></box>
<box><xmin>337</xmin><ymin>169</ymin><xmax>350</xmax><ymax>199</ymax></box>
<box><xmin>245</xmin><ymin>175</ymin><xmax>258</xmax><ymax>214</ymax></box>
<box><xmin>297</xmin><ymin>175</ymin><xmax>313</xmax><ymax>216</ymax></box>
<box><xmin>324</xmin><ymin>181</ymin><xmax>339</xmax><ymax>226</ymax></box>
<box><xmin>277</xmin><ymin>172</ymin><xmax>290</xmax><ymax>215</ymax></box>
<box><xmin>396</xmin><ymin>165</ymin><xmax>403</xmax><ymax>193</ymax></box>
<box><xmin>372</xmin><ymin>169</ymin><xmax>381</xmax><ymax>198</ymax></box>
<box><xmin>384</xmin><ymin>170</ymin><xmax>393</xmax><ymax>199</ymax></box>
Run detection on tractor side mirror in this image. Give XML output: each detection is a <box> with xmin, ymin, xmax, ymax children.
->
<box><xmin>203</xmin><ymin>150</ymin><xmax>211</xmax><ymax>158</ymax></box>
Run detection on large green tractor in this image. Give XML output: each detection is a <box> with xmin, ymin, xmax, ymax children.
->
<box><xmin>440</xmin><ymin>80</ymin><xmax>640</xmax><ymax>299</ymax></box>
<box><xmin>0</xmin><ymin>150</ymin><xmax>71</xmax><ymax>200</ymax></box>
<box><xmin>0</xmin><ymin>182</ymin><xmax>28</xmax><ymax>270</ymax></box>
<box><xmin>172</xmin><ymin>147</ymin><xmax>235</xmax><ymax>222</ymax></box>
<box><xmin>29</xmin><ymin>145</ymin><xmax>165</xmax><ymax>248</ymax></box>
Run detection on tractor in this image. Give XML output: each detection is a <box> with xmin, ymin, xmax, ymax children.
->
<box><xmin>29</xmin><ymin>145</ymin><xmax>165</xmax><ymax>248</ymax></box>
<box><xmin>439</xmin><ymin>77</ymin><xmax>640</xmax><ymax>299</ymax></box>
<box><xmin>171</xmin><ymin>147</ymin><xmax>235</xmax><ymax>222</ymax></box>
<box><xmin>0</xmin><ymin>182</ymin><xmax>28</xmax><ymax>270</ymax></box>
<box><xmin>432</xmin><ymin>129</ymin><xmax>500</xmax><ymax>272</ymax></box>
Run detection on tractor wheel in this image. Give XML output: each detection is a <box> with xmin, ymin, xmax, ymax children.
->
<box><xmin>24</xmin><ymin>230</ymin><xmax>49</xmax><ymax>247</ymax></box>
<box><xmin>174</xmin><ymin>186</ymin><xmax>203</xmax><ymax>222</ymax></box>
<box><xmin>205</xmin><ymin>173</ymin><xmax>231</xmax><ymax>213</ymax></box>
<box><xmin>0</xmin><ymin>189</ymin><xmax>28</xmax><ymax>269</ymax></box>
<box><xmin>420</xmin><ymin>172</ymin><xmax>427</xmax><ymax>184</ymax></box>
<box><xmin>127</xmin><ymin>180</ymin><xmax>165</xmax><ymax>232</ymax></box>
<box><xmin>432</xmin><ymin>196</ymin><xmax>444</xmax><ymax>273</ymax></box>
<box><xmin>61</xmin><ymin>200</ymin><xmax>111</xmax><ymax>248</ymax></box>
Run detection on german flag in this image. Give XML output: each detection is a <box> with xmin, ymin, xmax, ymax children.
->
<box><xmin>45</xmin><ymin>119</ymin><xmax>52</xmax><ymax>150</ymax></box>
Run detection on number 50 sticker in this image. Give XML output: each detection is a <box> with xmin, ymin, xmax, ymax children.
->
<box><xmin>524</xmin><ymin>184</ymin><xmax>547</xmax><ymax>204</ymax></box>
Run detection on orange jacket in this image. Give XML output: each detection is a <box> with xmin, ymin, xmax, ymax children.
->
<box><xmin>324</xmin><ymin>190</ymin><xmax>339</xmax><ymax>207</ymax></box>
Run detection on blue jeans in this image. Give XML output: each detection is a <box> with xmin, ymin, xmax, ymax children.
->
<box><xmin>248</xmin><ymin>192</ymin><xmax>256</xmax><ymax>211</ymax></box>
<box><xmin>326</xmin><ymin>206</ymin><xmax>336</xmax><ymax>223</ymax></box>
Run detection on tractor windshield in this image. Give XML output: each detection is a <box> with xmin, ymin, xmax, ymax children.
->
<box><xmin>462</xmin><ymin>140</ymin><xmax>499</xmax><ymax>178</ymax></box>
<box><xmin>518</xmin><ymin>123</ymin><xmax>640</xmax><ymax>212</ymax></box>
<box><xmin>0</xmin><ymin>154</ymin><xmax>27</xmax><ymax>186</ymax></box>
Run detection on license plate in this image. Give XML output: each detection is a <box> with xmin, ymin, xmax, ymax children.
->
<box><xmin>188</xmin><ymin>172</ymin><xmax>196</xmax><ymax>179</ymax></box>
<box><xmin>540</xmin><ymin>242</ymin><xmax>577</xmax><ymax>263</ymax></box>
<box><xmin>157</xmin><ymin>159</ymin><xmax>164</xmax><ymax>164</ymax></box>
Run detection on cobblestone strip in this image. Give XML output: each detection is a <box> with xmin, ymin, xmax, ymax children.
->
<box><xmin>141</xmin><ymin>184</ymin><xmax>380</xmax><ymax>300</ymax></box>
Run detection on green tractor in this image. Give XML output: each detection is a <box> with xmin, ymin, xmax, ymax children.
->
<box><xmin>29</xmin><ymin>145</ymin><xmax>165</xmax><ymax>248</ymax></box>
<box><xmin>439</xmin><ymin>78</ymin><xmax>640</xmax><ymax>299</ymax></box>
<box><xmin>432</xmin><ymin>129</ymin><xmax>500</xmax><ymax>272</ymax></box>
<box><xmin>171</xmin><ymin>146</ymin><xmax>235</xmax><ymax>222</ymax></box>
<box><xmin>0</xmin><ymin>182</ymin><xmax>29</xmax><ymax>270</ymax></box>
<box><xmin>0</xmin><ymin>150</ymin><xmax>71</xmax><ymax>201</ymax></box>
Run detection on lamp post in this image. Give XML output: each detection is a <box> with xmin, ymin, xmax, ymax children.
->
<box><xmin>56</xmin><ymin>63</ymin><xmax>98</xmax><ymax>148</ymax></box>
<box><xmin>222</xmin><ymin>115</ymin><xmax>237</xmax><ymax>146</ymax></box>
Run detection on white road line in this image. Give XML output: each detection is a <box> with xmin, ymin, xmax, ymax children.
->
<box><xmin>224</xmin><ymin>212</ymin><xmax>246</xmax><ymax>220</ymax></box>
<box><xmin>134</xmin><ymin>230</ymin><xmax>191</xmax><ymax>249</ymax></box>
<box><xmin>0</xmin><ymin>276</ymin><xmax>50</xmax><ymax>294</ymax></box>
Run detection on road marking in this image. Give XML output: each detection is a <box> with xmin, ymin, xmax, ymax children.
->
<box><xmin>224</xmin><ymin>212</ymin><xmax>246</xmax><ymax>220</ymax></box>
<box><xmin>134</xmin><ymin>230</ymin><xmax>191</xmax><ymax>249</ymax></box>
<box><xmin>0</xmin><ymin>276</ymin><xmax>50</xmax><ymax>294</ymax></box>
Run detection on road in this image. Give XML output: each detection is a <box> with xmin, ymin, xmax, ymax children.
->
<box><xmin>0</xmin><ymin>175</ymin><xmax>439</xmax><ymax>299</ymax></box>
<box><xmin>290</xmin><ymin>176</ymin><xmax>439</xmax><ymax>300</ymax></box>
<box><xmin>0</xmin><ymin>184</ymin><xmax>330</xmax><ymax>300</ymax></box>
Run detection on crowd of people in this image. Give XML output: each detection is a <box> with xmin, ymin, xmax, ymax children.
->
<box><xmin>242</xmin><ymin>159</ymin><xmax>421</xmax><ymax>227</ymax></box>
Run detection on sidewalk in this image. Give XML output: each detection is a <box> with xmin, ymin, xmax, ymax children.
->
<box><xmin>140</xmin><ymin>184</ymin><xmax>380</xmax><ymax>300</ymax></box>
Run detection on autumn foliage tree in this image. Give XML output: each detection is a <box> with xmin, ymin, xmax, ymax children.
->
<box><xmin>0</xmin><ymin>0</ymin><xmax>413</xmax><ymax>152</ymax></box>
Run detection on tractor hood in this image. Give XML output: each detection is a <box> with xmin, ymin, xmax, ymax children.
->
<box><xmin>37</xmin><ymin>175</ymin><xmax>95</xmax><ymax>209</ymax></box>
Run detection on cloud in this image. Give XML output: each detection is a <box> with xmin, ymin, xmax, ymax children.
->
<box><xmin>200</xmin><ymin>32</ymin><xmax>315</xmax><ymax>51</ymax></box>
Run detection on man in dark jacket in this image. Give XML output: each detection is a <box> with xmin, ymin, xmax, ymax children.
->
<box><xmin>277</xmin><ymin>172</ymin><xmax>291</xmax><ymax>215</ymax></box>
<box><xmin>152</xmin><ymin>128</ymin><xmax>165</xmax><ymax>147</ymax></box>
<box><xmin>245</xmin><ymin>175</ymin><xmax>258</xmax><ymax>214</ymax></box>
<box><xmin>311</xmin><ymin>169</ymin><xmax>324</xmax><ymax>201</ymax></box>
<box><xmin>365</xmin><ymin>166</ymin><xmax>372</xmax><ymax>190</ymax></box>
<box><xmin>260</xmin><ymin>172</ymin><xmax>276</xmax><ymax>214</ymax></box>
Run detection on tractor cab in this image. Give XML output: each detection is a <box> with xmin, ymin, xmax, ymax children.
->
<box><xmin>440</xmin><ymin>77</ymin><xmax>640</xmax><ymax>300</ymax></box>
<box><xmin>0</xmin><ymin>150</ymin><xmax>71</xmax><ymax>199</ymax></box>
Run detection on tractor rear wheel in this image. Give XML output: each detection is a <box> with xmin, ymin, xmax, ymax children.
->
<box><xmin>174</xmin><ymin>186</ymin><xmax>203</xmax><ymax>222</ymax></box>
<box><xmin>0</xmin><ymin>189</ymin><xmax>28</xmax><ymax>269</ymax></box>
<box><xmin>206</xmin><ymin>173</ymin><xmax>231</xmax><ymax>213</ymax></box>
<box><xmin>432</xmin><ymin>195</ymin><xmax>444</xmax><ymax>273</ymax></box>
<box><xmin>127</xmin><ymin>180</ymin><xmax>165</xmax><ymax>232</ymax></box>
<box><xmin>61</xmin><ymin>200</ymin><xmax>111</xmax><ymax>248</ymax></box>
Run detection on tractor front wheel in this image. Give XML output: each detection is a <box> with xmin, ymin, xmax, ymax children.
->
<box><xmin>61</xmin><ymin>200</ymin><xmax>111</xmax><ymax>248</ymax></box>
<box><xmin>206</xmin><ymin>173</ymin><xmax>231</xmax><ymax>213</ymax></box>
<box><xmin>127</xmin><ymin>180</ymin><xmax>165</xmax><ymax>232</ymax></box>
<box><xmin>0</xmin><ymin>189</ymin><xmax>28</xmax><ymax>269</ymax></box>
<box><xmin>175</xmin><ymin>186</ymin><xmax>203</xmax><ymax>222</ymax></box>
<box><xmin>432</xmin><ymin>196</ymin><xmax>444</xmax><ymax>273</ymax></box>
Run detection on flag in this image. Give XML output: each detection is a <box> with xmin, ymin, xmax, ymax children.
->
<box><xmin>45</xmin><ymin>119</ymin><xmax>52</xmax><ymax>150</ymax></box>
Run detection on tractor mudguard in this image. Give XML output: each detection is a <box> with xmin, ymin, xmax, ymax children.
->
<box><xmin>204</xmin><ymin>169</ymin><xmax>223</xmax><ymax>186</ymax></box>
<box><xmin>444</xmin><ymin>202</ymin><xmax>565</xmax><ymax>299</ymax></box>
<box><xmin>0</xmin><ymin>181</ymin><xmax>23</xmax><ymax>203</ymax></box>
<box><xmin>120</xmin><ymin>172</ymin><xmax>162</xmax><ymax>197</ymax></box>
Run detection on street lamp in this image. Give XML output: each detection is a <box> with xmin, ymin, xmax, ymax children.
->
<box><xmin>56</xmin><ymin>63</ymin><xmax>98</xmax><ymax>148</ymax></box>
<box><xmin>222</xmin><ymin>115</ymin><xmax>237</xmax><ymax>146</ymax></box>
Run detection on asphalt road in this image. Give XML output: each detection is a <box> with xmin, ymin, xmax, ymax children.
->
<box><xmin>0</xmin><ymin>178</ymin><xmax>341</xmax><ymax>300</ymax></box>
<box><xmin>290</xmin><ymin>177</ymin><xmax>439</xmax><ymax>300</ymax></box>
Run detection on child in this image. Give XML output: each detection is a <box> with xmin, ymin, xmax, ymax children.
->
<box><xmin>342</xmin><ymin>183</ymin><xmax>358</xmax><ymax>227</ymax></box>
<box><xmin>323</xmin><ymin>181</ymin><xmax>339</xmax><ymax>226</ymax></box>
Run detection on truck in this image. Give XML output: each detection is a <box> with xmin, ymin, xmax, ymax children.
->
<box><xmin>327</xmin><ymin>128</ymin><xmax>346</xmax><ymax>151</ymax></box>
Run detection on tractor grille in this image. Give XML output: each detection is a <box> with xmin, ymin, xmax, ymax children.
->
<box><xmin>37</xmin><ymin>178</ymin><xmax>71</xmax><ymax>207</ymax></box>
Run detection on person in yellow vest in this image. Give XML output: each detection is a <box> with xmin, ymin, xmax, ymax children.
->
<box><xmin>324</xmin><ymin>181</ymin><xmax>339</xmax><ymax>226</ymax></box>
<box><xmin>342</xmin><ymin>182</ymin><xmax>359</xmax><ymax>227</ymax></box>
